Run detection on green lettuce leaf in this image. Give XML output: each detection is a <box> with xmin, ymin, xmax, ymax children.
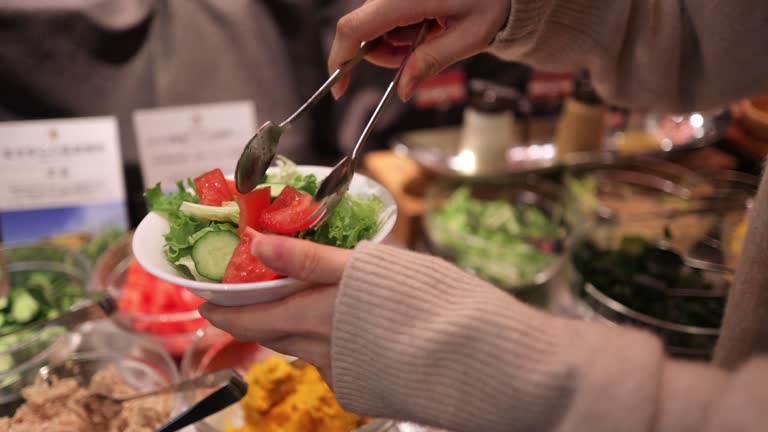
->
<box><xmin>301</xmin><ymin>194</ymin><xmax>383</xmax><ymax>249</ymax></box>
<box><xmin>266</xmin><ymin>155</ymin><xmax>318</xmax><ymax>195</ymax></box>
<box><xmin>145</xmin><ymin>180</ymin><xmax>238</xmax><ymax>263</ymax></box>
<box><xmin>145</xmin><ymin>179</ymin><xmax>198</xmax><ymax>216</ymax></box>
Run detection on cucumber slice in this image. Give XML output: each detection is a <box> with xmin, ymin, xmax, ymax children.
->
<box><xmin>191</xmin><ymin>231</ymin><xmax>240</xmax><ymax>281</ymax></box>
<box><xmin>10</xmin><ymin>290</ymin><xmax>39</xmax><ymax>324</ymax></box>
<box><xmin>256</xmin><ymin>183</ymin><xmax>286</xmax><ymax>198</ymax></box>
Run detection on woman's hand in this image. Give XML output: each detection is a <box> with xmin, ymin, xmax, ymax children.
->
<box><xmin>198</xmin><ymin>235</ymin><xmax>352</xmax><ymax>383</ymax></box>
<box><xmin>329</xmin><ymin>0</ymin><xmax>511</xmax><ymax>101</ymax></box>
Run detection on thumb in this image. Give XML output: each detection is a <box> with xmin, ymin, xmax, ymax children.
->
<box><xmin>251</xmin><ymin>235</ymin><xmax>352</xmax><ymax>284</ymax></box>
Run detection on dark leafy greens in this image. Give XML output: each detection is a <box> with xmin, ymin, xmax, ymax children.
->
<box><xmin>573</xmin><ymin>236</ymin><xmax>725</xmax><ymax>328</ymax></box>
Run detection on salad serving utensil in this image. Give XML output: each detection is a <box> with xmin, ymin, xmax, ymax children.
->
<box><xmin>81</xmin><ymin>368</ymin><xmax>240</xmax><ymax>412</ymax></box>
<box><xmin>308</xmin><ymin>21</ymin><xmax>432</xmax><ymax>228</ymax></box>
<box><xmin>234</xmin><ymin>39</ymin><xmax>382</xmax><ymax>194</ymax></box>
<box><xmin>156</xmin><ymin>370</ymin><xmax>248</xmax><ymax>432</ymax></box>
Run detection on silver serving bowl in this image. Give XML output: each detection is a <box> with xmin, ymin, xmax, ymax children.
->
<box><xmin>422</xmin><ymin>175</ymin><xmax>569</xmax><ymax>306</ymax></box>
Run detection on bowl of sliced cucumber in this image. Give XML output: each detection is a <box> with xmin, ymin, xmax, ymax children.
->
<box><xmin>0</xmin><ymin>243</ymin><xmax>93</xmax><ymax>402</ymax></box>
<box><xmin>133</xmin><ymin>159</ymin><xmax>397</xmax><ymax>306</ymax></box>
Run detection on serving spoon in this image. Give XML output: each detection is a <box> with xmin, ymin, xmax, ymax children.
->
<box><xmin>307</xmin><ymin>22</ymin><xmax>432</xmax><ymax>228</ymax></box>
<box><xmin>234</xmin><ymin>40</ymin><xmax>382</xmax><ymax>194</ymax></box>
<box><xmin>81</xmin><ymin>368</ymin><xmax>238</xmax><ymax>406</ymax></box>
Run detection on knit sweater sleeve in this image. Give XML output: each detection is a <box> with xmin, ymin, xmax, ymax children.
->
<box><xmin>331</xmin><ymin>242</ymin><xmax>768</xmax><ymax>432</ymax></box>
<box><xmin>487</xmin><ymin>0</ymin><xmax>768</xmax><ymax>112</ymax></box>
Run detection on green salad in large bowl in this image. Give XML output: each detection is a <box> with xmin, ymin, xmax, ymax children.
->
<box><xmin>424</xmin><ymin>177</ymin><xmax>567</xmax><ymax>305</ymax></box>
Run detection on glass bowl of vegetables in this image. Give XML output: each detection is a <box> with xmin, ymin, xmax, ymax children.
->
<box><xmin>423</xmin><ymin>176</ymin><xmax>568</xmax><ymax>306</ymax></box>
<box><xmin>0</xmin><ymin>321</ymin><xmax>180</xmax><ymax>424</ymax></box>
<box><xmin>562</xmin><ymin>161</ymin><xmax>755</xmax><ymax>358</ymax></box>
<box><xmin>180</xmin><ymin>326</ymin><xmax>394</xmax><ymax>432</ymax></box>
<box><xmin>92</xmin><ymin>232</ymin><xmax>208</xmax><ymax>359</ymax></box>
<box><xmin>0</xmin><ymin>243</ymin><xmax>92</xmax><ymax>380</ymax></box>
<box><xmin>562</xmin><ymin>157</ymin><xmax>718</xmax><ymax>252</ymax></box>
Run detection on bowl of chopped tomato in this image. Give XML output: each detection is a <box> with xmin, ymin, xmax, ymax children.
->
<box><xmin>132</xmin><ymin>158</ymin><xmax>397</xmax><ymax>306</ymax></box>
<box><xmin>92</xmin><ymin>232</ymin><xmax>208</xmax><ymax>358</ymax></box>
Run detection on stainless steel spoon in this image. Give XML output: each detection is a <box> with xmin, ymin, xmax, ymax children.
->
<box><xmin>234</xmin><ymin>40</ymin><xmax>381</xmax><ymax>194</ymax></box>
<box><xmin>308</xmin><ymin>21</ymin><xmax>431</xmax><ymax>228</ymax></box>
<box><xmin>80</xmin><ymin>369</ymin><xmax>240</xmax><ymax>410</ymax></box>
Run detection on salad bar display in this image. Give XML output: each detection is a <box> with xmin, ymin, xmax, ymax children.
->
<box><xmin>0</xmin><ymin>146</ymin><xmax>754</xmax><ymax>429</ymax></box>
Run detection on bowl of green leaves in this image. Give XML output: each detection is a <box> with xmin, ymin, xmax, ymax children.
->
<box><xmin>423</xmin><ymin>177</ymin><xmax>568</xmax><ymax>305</ymax></box>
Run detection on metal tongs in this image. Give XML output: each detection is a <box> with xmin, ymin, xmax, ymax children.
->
<box><xmin>234</xmin><ymin>21</ymin><xmax>432</xmax><ymax>225</ymax></box>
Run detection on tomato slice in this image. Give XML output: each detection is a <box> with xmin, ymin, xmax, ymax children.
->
<box><xmin>226</xmin><ymin>179</ymin><xmax>242</xmax><ymax>200</ymax></box>
<box><xmin>258</xmin><ymin>186</ymin><xmax>320</xmax><ymax>234</ymax></box>
<box><xmin>194</xmin><ymin>168</ymin><xmax>232</xmax><ymax>206</ymax></box>
<box><xmin>222</xmin><ymin>229</ymin><xmax>282</xmax><ymax>283</ymax></box>
<box><xmin>237</xmin><ymin>186</ymin><xmax>272</xmax><ymax>234</ymax></box>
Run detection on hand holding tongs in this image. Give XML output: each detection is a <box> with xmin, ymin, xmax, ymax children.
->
<box><xmin>234</xmin><ymin>22</ymin><xmax>433</xmax><ymax>227</ymax></box>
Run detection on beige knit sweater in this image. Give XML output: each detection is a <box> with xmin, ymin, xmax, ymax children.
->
<box><xmin>330</xmin><ymin>2</ymin><xmax>768</xmax><ymax>430</ymax></box>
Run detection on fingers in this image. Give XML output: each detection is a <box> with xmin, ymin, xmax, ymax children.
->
<box><xmin>364</xmin><ymin>22</ymin><xmax>447</xmax><ymax>69</ymax></box>
<box><xmin>397</xmin><ymin>18</ymin><xmax>493</xmax><ymax>101</ymax></box>
<box><xmin>260</xmin><ymin>336</ymin><xmax>332</xmax><ymax>380</ymax></box>
<box><xmin>251</xmin><ymin>235</ymin><xmax>352</xmax><ymax>284</ymax></box>
<box><xmin>329</xmin><ymin>0</ymin><xmax>465</xmax><ymax>98</ymax></box>
<box><xmin>198</xmin><ymin>284</ymin><xmax>338</xmax><ymax>341</ymax></box>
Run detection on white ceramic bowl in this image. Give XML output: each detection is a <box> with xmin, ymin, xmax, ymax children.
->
<box><xmin>133</xmin><ymin>166</ymin><xmax>397</xmax><ymax>306</ymax></box>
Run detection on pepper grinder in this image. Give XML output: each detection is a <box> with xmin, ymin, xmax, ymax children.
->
<box><xmin>457</xmin><ymin>79</ymin><xmax>521</xmax><ymax>174</ymax></box>
<box><xmin>554</xmin><ymin>70</ymin><xmax>607</xmax><ymax>157</ymax></box>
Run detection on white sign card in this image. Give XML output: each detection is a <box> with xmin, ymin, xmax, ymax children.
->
<box><xmin>132</xmin><ymin>101</ymin><xmax>257</xmax><ymax>189</ymax></box>
<box><xmin>0</xmin><ymin>116</ymin><xmax>128</xmax><ymax>243</ymax></box>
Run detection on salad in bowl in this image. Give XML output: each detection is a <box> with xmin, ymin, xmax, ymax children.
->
<box><xmin>133</xmin><ymin>157</ymin><xmax>396</xmax><ymax>306</ymax></box>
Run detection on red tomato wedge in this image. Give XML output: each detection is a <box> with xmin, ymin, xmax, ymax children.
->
<box><xmin>258</xmin><ymin>186</ymin><xmax>320</xmax><ymax>234</ymax></box>
<box><xmin>222</xmin><ymin>229</ymin><xmax>281</xmax><ymax>283</ymax></box>
<box><xmin>226</xmin><ymin>179</ymin><xmax>242</xmax><ymax>200</ymax></box>
<box><xmin>194</xmin><ymin>168</ymin><xmax>232</xmax><ymax>206</ymax></box>
<box><xmin>237</xmin><ymin>186</ymin><xmax>272</xmax><ymax>234</ymax></box>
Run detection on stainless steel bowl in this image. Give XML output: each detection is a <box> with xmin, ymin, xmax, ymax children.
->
<box><xmin>560</xmin><ymin>160</ymin><xmax>756</xmax><ymax>358</ymax></box>
<box><xmin>578</xmin><ymin>278</ymin><xmax>721</xmax><ymax>358</ymax></box>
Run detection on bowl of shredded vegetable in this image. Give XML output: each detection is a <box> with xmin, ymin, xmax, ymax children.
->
<box><xmin>423</xmin><ymin>176</ymin><xmax>568</xmax><ymax>305</ymax></box>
